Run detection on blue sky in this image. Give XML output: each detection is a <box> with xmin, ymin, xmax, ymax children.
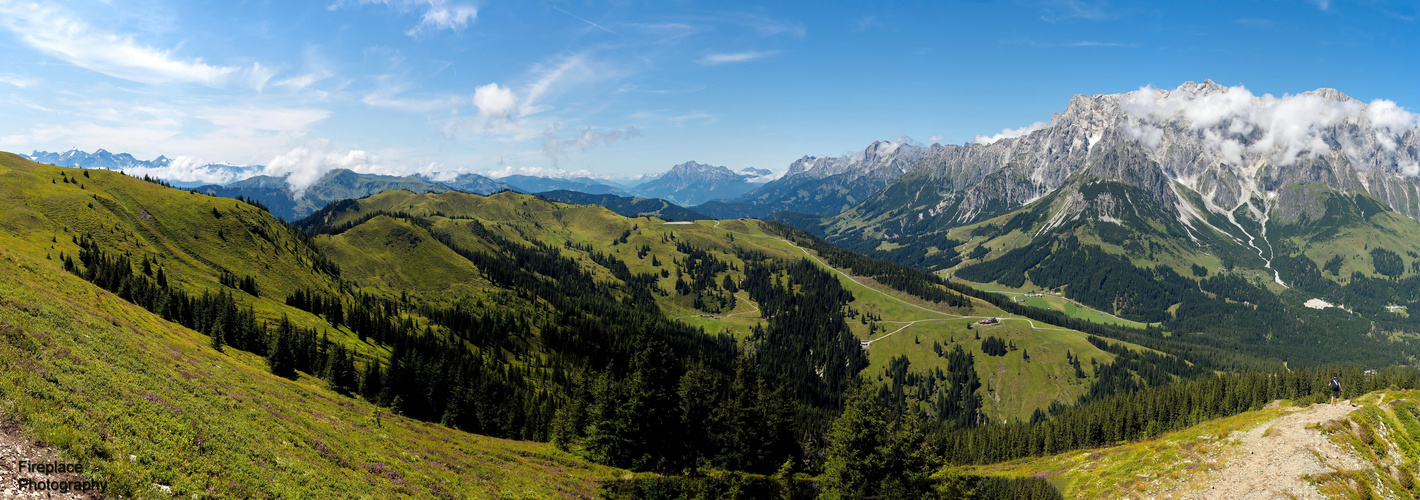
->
<box><xmin>0</xmin><ymin>0</ymin><xmax>1416</xmax><ymax>183</ymax></box>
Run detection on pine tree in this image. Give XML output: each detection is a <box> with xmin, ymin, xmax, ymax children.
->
<box><xmin>209</xmin><ymin>322</ymin><xmax>225</xmax><ymax>353</ymax></box>
<box><xmin>359</xmin><ymin>361</ymin><xmax>383</xmax><ymax>403</ymax></box>
<box><xmin>267</xmin><ymin>317</ymin><xmax>298</xmax><ymax>379</ymax></box>
<box><xmin>324</xmin><ymin>344</ymin><xmax>357</xmax><ymax>395</ymax></box>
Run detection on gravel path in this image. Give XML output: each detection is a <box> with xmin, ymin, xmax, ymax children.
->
<box><xmin>0</xmin><ymin>413</ymin><xmax>101</xmax><ymax>499</ymax></box>
<box><xmin>1187</xmin><ymin>401</ymin><xmax>1367</xmax><ymax>500</ymax></box>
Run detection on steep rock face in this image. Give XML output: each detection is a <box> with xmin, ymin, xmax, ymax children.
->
<box><xmin>841</xmin><ymin>81</ymin><xmax>1420</xmax><ymax>240</ymax></box>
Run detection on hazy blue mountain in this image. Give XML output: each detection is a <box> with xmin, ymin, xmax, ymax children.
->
<box><xmin>630</xmin><ymin>161</ymin><xmax>769</xmax><ymax>206</ymax></box>
<box><xmin>535</xmin><ymin>190</ymin><xmax>707</xmax><ymax>221</ymax></box>
<box><xmin>500</xmin><ymin>175</ymin><xmax>628</xmax><ymax>195</ymax></box>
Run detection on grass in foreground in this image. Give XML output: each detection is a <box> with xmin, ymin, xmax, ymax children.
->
<box><xmin>0</xmin><ymin>244</ymin><xmax>622</xmax><ymax>499</ymax></box>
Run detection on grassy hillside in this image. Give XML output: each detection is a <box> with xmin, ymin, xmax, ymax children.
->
<box><xmin>306</xmin><ymin>189</ymin><xmax>1146</xmax><ymax>423</ymax></box>
<box><xmin>0</xmin><ymin>154</ymin><xmax>623</xmax><ymax>498</ymax></box>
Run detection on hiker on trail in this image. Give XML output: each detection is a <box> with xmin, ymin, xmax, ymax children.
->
<box><xmin>1330</xmin><ymin>374</ymin><xmax>1342</xmax><ymax>404</ymax></box>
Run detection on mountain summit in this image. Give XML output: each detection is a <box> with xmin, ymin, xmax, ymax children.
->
<box><xmin>631</xmin><ymin>160</ymin><xmax>768</xmax><ymax>205</ymax></box>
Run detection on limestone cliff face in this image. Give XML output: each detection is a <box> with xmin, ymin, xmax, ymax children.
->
<box><xmin>851</xmin><ymin>80</ymin><xmax>1420</xmax><ymax>235</ymax></box>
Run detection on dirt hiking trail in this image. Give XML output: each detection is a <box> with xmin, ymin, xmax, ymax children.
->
<box><xmin>0</xmin><ymin>411</ymin><xmax>101</xmax><ymax>499</ymax></box>
<box><xmin>1187</xmin><ymin>401</ymin><xmax>1367</xmax><ymax>500</ymax></box>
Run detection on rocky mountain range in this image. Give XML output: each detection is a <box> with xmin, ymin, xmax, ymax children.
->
<box><xmin>696</xmin><ymin>140</ymin><xmax>942</xmax><ymax>219</ymax></box>
<box><xmin>629</xmin><ymin>161</ymin><xmax>772</xmax><ymax>206</ymax></box>
<box><xmin>794</xmin><ymin>80</ymin><xmax>1420</xmax><ymax>354</ymax></box>
<box><xmin>838</xmin><ymin>80</ymin><xmax>1419</xmax><ymax>235</ymax></box>
<box><xmin>25</xmin><ymin>149</ymin><xmax>258</xmax><ymax>187</ymax></box>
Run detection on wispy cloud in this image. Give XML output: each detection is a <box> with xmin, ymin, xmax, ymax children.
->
<box><xmin>0</xmin><ymin>73</ymin><xmax>38</xmax><ymax>88</ymax></box>
<box><xmin>731</xmin><ymin>13</ymin><xmax>806</xmax><ymax>38</ymax></box>
<box><xmin>629</xmin><ymin>110</ymin><xmax>717</xmax><ymax>126</ymax></box>
<box><xmin>698</xmin><ymin>50</ymin><xmax>778</xmax><ymax>65</ymax></box>
<box><xmin>363</xmin><ymin>83</ymin><xmax>457</xmax><ymax>112</ymax></box>
<box><xmin>197</xmin><ymin>107</ymin><xmax>331</xmax><ymax>132</ymax></box>
<box><xmin>341</xmin><ymin>0</ymin><xmax>478</xmax><ymax>36</ymax></box>
<box><xmin>974</xmin><ymin>121</ymin><xmax>1051</xmax><ymax>145</ymax></box>
<box><xmin>542</xmin><ymin>125</ymin><xmax>638</xmax><ymax>161</ymax></box>
<box><xmin>1004</xmin><ymin>37</ymin><xmax>1137</xmax><ymax>48</ymax></box>
<box><xmin>552</xmin><ymin>6</ymin><xmax>616</xmax><ymax>35</ymax></box>
<box><xmin>1039</xmin><ymin>0</ymin><xmax>1117</xmax><ymax>22</ymax></box>
<box><xmin>853</xmin><ymin>15</ymin><xmax>878</xmax><ymax>32</ymax></box>
<box><xmin>1308</xmin><ymin>0</ymin><xmax>1331</xmax><ymax>11</ymax></box>
<box><xmin>1066</xmin><ymin>41</ymin><xmax>1136</xmax><ymax>47</ymax></box>
<box><xmin>0</xmin><ymin>1</ymin><xmax>268</xmax><ymax>88</ymax></box>
<box><xmin>456</xmin><ymin>52</ymin><xmax>624</xmax><ymax>145</ymax></box>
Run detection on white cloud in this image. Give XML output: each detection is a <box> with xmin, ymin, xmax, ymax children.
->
<box><xmin>974</xmin><ymin>121</ymin><xmax>1051</xmax><ymax>144</ymax></box>
<box><xmin>928</xmin><ymin>134</ymin><xmax>945</xmax><ymax>143</ymax></box>
<box><xmin>0</xmin><ymin>1</ymin><xmax>264</xmax><ymax>88</ymax></box>
<box><xmin>480</xmin><ymin>165</ymin><xmax>603</xmax><ymax>179</ymax></box>
<box><xmin>1120</xmin><ymin>83</ymin><xmax>1420</xmax><ymax>169</ymax></box>
<box><xmin>123</xmin><ymin>156</ymin><xmax>250</xmax><ymax>185</ymax></box>
<box><xmin>264</xmin><ymin>139</ymin><xmax>380</xmax><ymax>196</ymax></box>
<box><xmin>473</xmin><ymin>83</ymin><xmax>519</xmax><ymax>119</ymax></box>
<box><xmin>698</xmin><ymin>50</ymin><xmax>777</xmax><ymax>65</ymax></box>
<box><xmin>1365</xmin><ymin>99</ymin><xmax>1419</xmax><ymax>150</ymax></box>
<box><xmin>1402</xmin><ymin>161</ymin><xmax>1419</xmax><ymax>177</ymax></box>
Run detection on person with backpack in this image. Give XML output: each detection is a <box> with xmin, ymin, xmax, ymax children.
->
<box><xmin>1330</xmin><ymin>374</ymin><xmax>1342</xmax><ymax>404</ymax></box>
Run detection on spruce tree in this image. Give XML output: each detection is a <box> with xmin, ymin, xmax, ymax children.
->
<box><xmin>267</xmin><ymin>317</ymin><xmax>297</xmax><ymax>379</ymax></box>
<box><xmin>209</xmin><ymin>322</ymin><xmax>224</xmax><ymax>353</ymax></box>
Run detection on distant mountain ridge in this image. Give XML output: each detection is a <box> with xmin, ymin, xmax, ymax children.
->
<box><xmin>497</xmin><ymin>175</ymin><xmax>628</xmax><ymax>196</ymax></box>
<box><xmin>695</xmin><ymin>140</ymin><xmax>937</xmax><ymax>218</ymax></box>
<box><xmin>534</xmin><ymin>190</ymin><xmax>707</xmax><ymax>221</ymax></box>
<box><xmin>200</xmin><ymin>169</ymin><xmax>470</xmax><ymax>221</ymax></box>
<box><xmin>26</xmin><ymin>149</ymin><xmax>258</xmax><ymax>187</ymax></box>
<box><xmin>630</xmin><ymin>161</ymin><xmax>770</xmax><ymax>206</ymax></box>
